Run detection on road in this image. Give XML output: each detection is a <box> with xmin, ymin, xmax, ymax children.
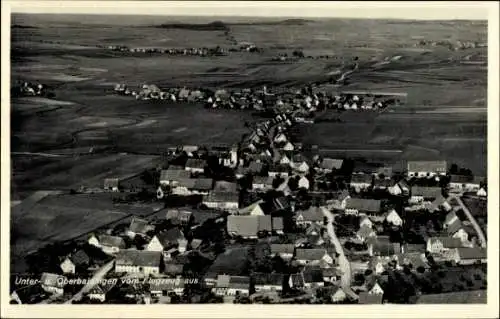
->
<box><xmin>322</xmin><ymin>208</ymin><xmax>358</xmax><ymax>300</ymax></box>
<box><xmin>11</xmin><ymin>152</ymin><xmax>64</xmax><ymax>158</ymax></box>
<box><xmin>64</xmin><ymin>259</ymin><xmax>115</xmax><ymax>304</ymax></box>
<box><xmin>450</xmin><ymin>195</ymin><xmax>487</xmax><ymax>248</ymax></box>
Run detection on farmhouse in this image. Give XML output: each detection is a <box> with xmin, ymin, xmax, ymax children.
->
<box><xmin>350</xmin><ymin>174</ymin><xmax>373</xmax><ymax>191</ymax></box>
<box><xmin>237</xmin><ymin>200</ymin><xmax>265</xmax><ymax>216</ymax></box>
<box><xmin>165</xmin><ymin>209</ymin><xmax>193</xmax><ymax>226</ymax></box>
<box><xmin>146</xmin><ymin>228</ymin><xmax>186</xmax><ymax>252</ymax></box>
<box><xmin>89</xmin><ymin>234</ymin><xmax>126</xmax><ymax>255</ymax></box>
<box><xmin>407</xmin><ymin>160</ymin><xmax>447</xmax><ymax>178</ymax></box>
<box><xmin>357</xmin><ymin>225</ymin><xmax>376</xmax><ymax>242</ymax></box>
<box><xmin>394</xmin><ymin>253</ymin><xmax>429</xmax><ymax>271</ymax></box>
<box><xmin>295</xmin><ymin>206</ymin><xmax>326</xmax><ymax>226</ymax></box>
<box><xmin>268</xmin><ymin>164</ymin><xmax>290</xmax><ymax>178</ymax></box>
<box><xmin>409</xmin><ymin>186</ymin><xmax>442</xmax><ymax>204</ymax></box>
<box><xmin>226</xmin><ymin>215</ymin><xmax>272</xmax><ymax>239</ymax></box>
<box><xmin>115</xmin><ymin>250</ymin><xmax>162</xmax><ymax>275</ymax></box>
<box><xmin>426</xmin><ymin>237</ymin><xmax>464</xmax><ymax>254</ymax></box>
<box><xmin>253</xmin><ymin>272</ymin><xmax>285</xmax><ymax>293</ymax></box>
<box><xmin>159</xmin><ymin>169</ymin><xmax>191</xmax><ymax>186</ymax></box>
<box><xmin>149</xmin><ymin>277</ymin><xmax>185</xmax><ymax>297</ymax></box>
<box><xmin>448</xmin><ymin>175</ymin><xmax>484</xmax><ymax>193</ymax></box>
<box><xmin>212</xmin><ymin>275</ymin><xmax>251</xmax><ymax>297</ymax></box>
<box><xmin>385</xmin><ymin>209</ymin><xmax>403</xmax><ymax>227</ymax></box>
<box><xmin>203</xmin><ymin>192</ymin><xmax>239</xmax><ymax>210</ymax></box>
<box><xmin>295</xmin><ymin>248</ymin><xmax>333</xmax><ymax>266</ymax></box>
<box><xmin>445</xmin><ymin>219</ymin><xmax>470</xmax><ymax>243</ymax></box>
<box><xmin>367</xmin><ymin>236</ymin><xmax>400</xmax><ymax>257</ymax></box>
<box><xmin>172</xmin><ymin>178</ymin><xmax>213</xmax><ymax>195</ymax></box>
<box><xmin>359</xmin><ymin>216</ymin><xmax>373</xmax><ymax>229</ymax></box>
<box><xmin>454</xmin><ymin>248</ymin><xmax>487</xmax><ymax>265</ymax></box>
<box><xmin>344</xmin><ymin>198</ymin><xmax>382</xmax><ymax>216</ymax></box>
<box><xmin>128</xmin><ymin>217</ymin><xmax>155</xmax><ymax>237</ymax></box>
<box><xmin>88</xmin><ymin>281</ymin><xmax>117</xmax><ymax>302</ymax></box>
<box><xmin>322</xmin><ymin>267</ymin><xmax>342</xmax><ymax>284</ymax></box>
<box><xmin>272</xmin><ymin>217</ymin><xmax>284</xmax><ymax>235</ymax></box>
<box><xmin>60</xmin><ymin>249</ymin><xmax>90</xmax><ymax>274</ymax></box>
<box><xmin>103</xmin><ymin>178</ymin><xmax>120</xmax><ymax>192</ymax></box>
<box><xmin>318</xmin><ymin>158</ymin><xmax>344</xmax><ymax>173</ymax></box>
<box><xmin>185</xmin><ymin>159</ymin><xmax>206</xmax><ymax>174</ymax></box>
<box><xmin>252</xmin><ymin>176</ymin><xmax>275</xmax><ymax>191</ymax></box>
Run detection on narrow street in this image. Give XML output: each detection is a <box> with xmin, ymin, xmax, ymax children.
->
<box><xmin>64</xmin><ymin>259</ymin><xmax>115</xmax><ymax>304</ymax></box>
<box><xmin>450</xmin><ymin>195</ymin><xmax>487</xmax><ymax>248</ymax></box>
<box><xmin>322</xmin><ymin>208</ymin><xmax>358</xmax><ymax>300</ymax></box>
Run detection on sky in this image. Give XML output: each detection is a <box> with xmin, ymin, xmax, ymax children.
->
<box><xmin>5</xmin><ymin>1</ymin><xmax>494</xmax><ymax>20</ymax></box>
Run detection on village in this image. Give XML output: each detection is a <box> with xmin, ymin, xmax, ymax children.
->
<box><xmin>9</xmin><ymin>82</ymin><xmax>488</xmax><ymax>305</ymax></box>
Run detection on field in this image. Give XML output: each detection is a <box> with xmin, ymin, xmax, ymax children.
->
<box><xmin>10</xmin><ymin>14</ymin><xmax>488</xmax><ymax>275</ymax></box>
<box><xmin>10</xmin><ymin>193</ymin><xmax>164</xmax><ymax>272</ymax></box>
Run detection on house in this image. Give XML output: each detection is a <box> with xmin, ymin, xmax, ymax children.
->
<box><xmin>272</xmin><ymin>217</ymin><xmax>284</xmax><ymax>235</ymax></box>
<box><xmin>270</xmin><ymin>244</ymin><xmax>295</xmax><ymax>259</ymax></box>
<box><xmin>89</xmin><ymin>234</ymin><xmax>126</xmax><ymax>255</ymax></box>
<box><xmin>388</xmin><ymin>179</ymin><xmax>410</xmax><ymax>196</ymax></box>
<box><xmin>60</xmin><ymin>249</ymin><xmax>90</xmax><ymax>274</ymax></box>
<box><xmin>227</xmin><ymin>215</ymin><xmax>272</xmax><ymax>239</ymax></box>
<box><xmin>282</xmin><ymin>141</ymin><xmax>295</xmax><ymax>151</ymax></box>
<box><xmin>297</xmin><ymin>176</ymin><xmax>310</xmax><ymax>190</ymax></box>
<box><xmin>149</xmin><ymin>278</ymin><xmax>185</xmax><ymax>297</ymax></box>
<box><xmin>202</xmin><ymin>192</ymin><xmax>239</xmax><ymax>210</ymax></box>
<box><xmin>407</xmin><ymin>160</ymin><xmax>447</xmax><ymax>178</ymax></box>
<box><xmin>370</xmin><ymin>256</ymin><xmax>392</xmax><ymax>274</ymax></box>
<box><xmin>357</xmin><ymin>225</ymin><xmax>376</xmax><ymax>242</ymax></box>
<box><xmin>375</xmin><ymin>166</ymin><xmax>393</xmax><ymax>179</ymax></box>
<box><xmin>173</xmin><ymin>178</ymin><xmax>213</xmax><ymax>195</ymax></box>
<box><xmin>128</xmin><ymin>217</ymin><xmax>155</xmax><ymax>238</ymax></box>
<box><xmin>477</xmin><ymin>187</ymin><xmax>487</xmax><ymax>197</ymax></box>
<box><xmin>295</xmin><ymin>248</ymin><xmax>333</xmax><ymax>266</ymax></box>
<box><xmin>104</xmin><ymin>178</ymin><xmax>120</xmax><ymax>192</ymax></box>
<box><xmin>40</xmin><ymin>273</ymin><xmax>66</xmax><ymax>295</ymax></box>
<box><xmin>238</xmin><ymin>200</ymin><xmax>265</xmax><ymax>216</ymax></box>
<box><xmin>252</xmin><ymin>176</ymin><xmax>275</xmax><ymax>191</ymax></box>
<box><xmin>295</xmin><ymin>206</ymin><xmax>326</xmax><ymax>226</ymax></box>
<box><xmin>426</xmin><ymin>237</ymin><xmax>464</xmax><ymax>254</ymax></box>
<box><xmin>274</xmin><ymin>132</ymin><xmax>288</xmax><ymax>143</ymax></box>
<box><xmin>318</xmin><ymin>158</ymin><xmax>344</xmax><ymax>173</ymax></box>
<box><xmin>165</xmin><ymin>209</ymin><xmax>192</xmax><ymax>226</ymax></box>
<box><xmin>302</xmin><ymin>266</ymin><xmax>325</xmax><ymax>288</ymax></box>
<box><xmin>214</xmin><ymin>181</ymin><xmax>239</xmax><ymax>193</ymax></box>
<box><xmin>409</xmin><ymin>186</ymin><xmax>443</xmax><ymax>204</ymax></box>
<box><xmin>395</xmin><ymin>253</ymin><xmax>429</xmax><ymax>271</ymax></box>
<box><xmin>373</xmin><ymin>179</ymin><xmax>393</xmax><ymax>191</ymax></box>
<box><xmin>88</xmin><ymin>280</ymin><xmax>117</xmax><ymax>302</ymax></box>
<box><xmin>115</xmin><ymin>250</ymin><xmax>162</xmax><ymax>275</ymax></box>
<box><xmin>268</xmin><ymin>164</ymin><xmax>290</xmax><ymax>178</ymax></box>
<box><xmin>359</xmin><ymin>216</ymin><xmax>373</xmax><ymax>229</ymax></box>
<box><xmin>367</xmin><ymin>236</ymin><xmax>400</xmax><ymax>257</ymax></box>
<box><xmin>288</xmin><ymin>273</ymin><xmax>305</xmax><ymax>289</ymax></box>
<box><xmin>159</xmin><ymin>168</ymin><xmax>191</xmax><ymax>185</ymax></box>
<box><xmin>448</xmin><ymin>175</ymin><xmax>484</xmax><ymax>193</ymax></box>
<box><xmin>253</xmin><ymin>272</ymin><xmax>285</xmax><ymax>293</ymax></box>
<box><xmin>446</xmin><ymin>219</ymin><xmax>470</xmax><ymax>243</ymax></box>
<box><xmin>350</xmin><ymin>174</ymin><xmax>372</xmax><ymax>191</ymax></box>
<box><xmin>344</xmin><ymin>198</ymin><xmax>382</xmax><ymax>216</ymax></box>
<box><xmin>278</xmin><ymin>154</ymin><xmax>291</xmax><ymax>166</ymax></box>
<box><xmin>322</xmin><ymin>267</ymin><xmax>342</xmax><ymax>283</ymax></box>
<box><xmin>248</xmin><ymin>161</ymin><xmax>265</xmax><ymax>175</ymax></box>
<box><xmin>385</xmin><ymin>209</ymin><xmax>403</xmax><ymax>227</ymax></box>
<box><xmin>277</xmin><ymin>178</ymin><xmax>292</xmax><ymax>196</ymax></box>
<box><xmin>305</xmin><ymin>223</ymin><xmax>326</xmax><ymax>246</ymax></box>
<box><xmin>146</xmin><ymin>228</ymin><xmax>186</xmax><ymax>252</ymax></box>
<box><xmin>212</xmin><ymin>275</ymin><xmax>250</xmax><ymax>297</ymax></box>
<box><xmin>185</xmin><ymin>159</ymin><xmax>206</xmax><ymax>174</ymax></box>
<box><xmin>366</xmin><ymin>280</ymin><xmax>385</xmax><ymax>295</ymax></box>
<box><xmin>454</xmin><ymin>248</ymin><xmax>487</xmax><ymax>265</ymax></box>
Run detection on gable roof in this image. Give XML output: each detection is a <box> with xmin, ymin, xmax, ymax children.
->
<box><xmin>446</xmin><ymin>219</ymin><xmax>464</xmax><ymax>235</ymax></box>
<box><xmin>185</xmin><ymin>158</ymin><xmax>206</xmax><ymax>169</ymax></box>
<box><xmin>165</xmin><ymin>209</ymin><xmax>192</xmax><ymax>222</ymax></box>
<box><xmin>69</xmin><ymin>249</ymin><xmax>90</xmax><ymax>266</ymax></box>
<box><xmin>428</xmin><ymin>237</ymin><xmax>464</xmax><ymax>249</ymax></box>
<box><xmin>156</xmin><ymin>228</ymin><xmax>185</xmax><ymax>246</ymax></box>
<box><xmin>320</xmin><ymin>158</ymin><xmax>344</xmax><ymax>170</ymax></box>
<box><xmin>369</xmin><ymin>236</ymin><xmax>400</xmax><ymax>256</ymax></box>
<box><xmin>238</xmin><ymin>201</ymin><xmax>265</xmax><ymax>215</ymax></box>
<box><xmin>457</xmin><ymin>247</ymin><xmax>487</xmax><ymax>260</ymax></box>
<box><xmin>302</xmin><ymin>266</ymin><xmax>324</xmax><ymax>283</ymax></box>
<box><xmin>99</xmin><ymin>235</ymin><xmax>126</xmax><ymax>248</ymax></box>
<box><xmin>345</xmin><ymin>198</ymin><xmax>382</xmax><ymax>213</ymax></box>
<box><xmin>214</xmin><ymin>181</ymin><xmax>238</xmax><ymax>193</ymax></box>
<box><xmin>116</xmin><ymin>250</ymin><xmax>162</xmax><ymax>267</ymax></box>
<box><xmin>270</xmin><ymin>244</ymin><xmax>295</xmax><ymax>255</ymax></box>
<box><xmin>129</xmin><ymin>217</ymin><xmax>153</xmax><ymax>234</ymax></box>
<box><xmin>295</xmin><ymin>248</ymin><xmax>327</xmax><ymax>261</ymax></box>
<box><xmin>252</xmin><ymin>272</ymin><xmax>285</xmax><ymax>286</ymax></box>
<box><xmin>204</xmin><ymin>191</ymin><xmax>239</xmax><ymax>203</ymax></box>
<box><xmin>160</xmin><ymin>169</ymin><xmax>190</xmax><ymax>181</ymax></box>
<box><xmin>192</xmin><ymin>178</ymin><xmax>214</xmax><ymax>190</ymax></box>
<box><xmin>228</xmin><ymin>276</ymin><xmax>250</xmax><ymax>289</ymax></box>
<box><xmin>351</xmin><ymin>174</ymin><xmax>373</xmax><ymax>184</ymax></box>
<box><xmin>253</xmin><ymin>176</ymin><xmax>274</xmax><ymax>186</ymax></box>
<box><xmin>407</xmin><ymin>160</ymin><xmax>447</xmax><ymax>173</ymax></box>
<box><xmin>227</xmin><ymin>215</ymin><xmax>272</xmax><ymax>237</ymax></box>
<box><xmin>411</xmin><ymin>186</ymin><xmax>442</xmax><ymax>198</ymax></box>
<box><xmin>104</xmin><ymin>178</ymin><xmax>119</xmax><ymax>188</ymax></box>
<box><xmin>295</xmin><ymin>206</ymin><xmax>325</xmax><ymax>222</ymax></box>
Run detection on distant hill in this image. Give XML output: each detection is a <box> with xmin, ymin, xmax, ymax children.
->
<box><xmin>153</xmin><ymin>20</ymin><xmax>229</xmax><ymax>31</ymax></box>
<box><xmin>12</xmin><ymin>24</ymin><xmax>38</xmax><ymax>29</ymax></box>
<box><xmin>230</xmin><ymin>18</ymin><xmax>314</xmax><ymax>26</ymax></box>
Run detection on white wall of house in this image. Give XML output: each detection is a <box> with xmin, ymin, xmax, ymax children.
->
<box><xmin>386</xmin><ymin>210</ymin><xmax>403</xmax><ymax>226</ymax></box>
<box><xmin>255</xmin><ymin>285</ymin><xmax>282</xmax><ymax>293</ymax></box>
<box><xmin>369</xmin><ymin>283</ymin><xmax>384</xmax><ymax>295</ymax></box>
<box><xmin>360</xmin><ymin>218</ymin><xmax>373</xmax><ymax>229</ymax></box>
<box><xmin>298</xmin><ymin>177</ymin><xmax>310</xmax><ymax>190</ymax></box>
<box><xmin>409</xmin><ymin>196</ymin><xmax>424</xmax><ymax>204</ymax></box>
<box><xmin>185</xmin><ymin>167</ymin><xmax>204</xmax><ymax>174</ymax></box>
<box><xmin>115</xmin><ymin>264</ymin><xmax>160</xmax><ymax>275</ymax></box>
<box><xmin>452</xmin><ymin>229</ymin><xmax>469</xmax><ymax>242</ymax></box>
<box><xmin>331</xmin><ymin>289</ymin><xmax>347</xmax><ymax>303</ymax></box>
<box><xmin>345</xmin><ymin>208</ymin><xmax>360</xmax><ymax>215</ymax></box>
<box><xmin>60</xmin><ymin>258</ymin><xmax>76</xmax><ymax>274</ymax></box>
<box><xmin>146</xmin><ymin>237</ymin><xmax>164</xmax><ymax>252</ymax></box>
<box><xmin>88</xmin><ymin>236</ymin><xmax>100</xmax><ymax>247</ymax></box>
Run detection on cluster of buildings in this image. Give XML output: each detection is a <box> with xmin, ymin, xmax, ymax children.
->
<box><xmin>11</xmin><ymin>81</ymin><xmax>49</xmax><ymax>97</ymax></box>
<box><xmin>10</xmin><ymin>94</ymin><xmax>487</xmax><ymax>305</ymax></box>
<box><xmin>101</xmin><ymin>44</ymin><xmax>228</xmax><ymax>56</ymax></box>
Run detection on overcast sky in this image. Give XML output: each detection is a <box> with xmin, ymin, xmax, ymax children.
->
<box><xmin>7</xmin><ymin>1</ymin><xmax>493</xmax><ymax>20</ymax></box>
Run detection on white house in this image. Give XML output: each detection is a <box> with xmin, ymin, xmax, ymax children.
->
<box><xmin>426</xmin><ymin>237</ymin><xmax>464</xmax><ymax>254</ymax></box>
<box><xmin>60</xmin><ymin>257</ymin><xmax>76</xmax><ymax>274</ymax></box>
<box><xmin>385</xmin><ymin>209</ymin><xmax>403</xmax><ymax>227</ymax></box>
<box><xmin>359</xmin><ymin>216</ymin><xmax>373</xmax><ymax>229</ymax></box>
<box><xmin>295</xmin><ymin>248</ymin><xmax>333</xmax><ymax>266</ymax></box>
<box><xmin>238</xmin><ymin>201</ymin><xmax>265</xmax><ymax>216</ymax></box>
<box><xmin>368</xmin><ymin>281</ymin><xmax>384</xmax><ymax>295</ymax></box>
<box><xmin>89</xmin><ymin>234</ymin><xmax>126</xmax><ymax>255</ymax></box>
<box><xmin>115</xmin><ymin>250</ymin><xmax>162</xmax><ymax>275</ymax></box>
<box><xmin>298</xmin><ymin>176</ymin><xmax>310</xmax><ymax>190</ymax></box>
<box><xmin>202</xmin><ymin>192</ymin><xmax>239</xmax><ymax>211</ymax></box>
<box><xmin>477</xmin><ymin>187</ymin><xmax>487</xmax><ymax>197</ymax></box>
<box><xmin>292</xmin><ymin>161</ymin><xmax>310</xmax><ymax>174</ymax></box>
<box><xmin>407</xmin><ymin>160</ymin><xmax>447</xmax><ymax>178</ymax></box>
<box><xmin>270</xmin><ymin>244</ymin><xmax>295</xmax><ymax>260</ymax></box>
<box><xmin>448</xmin><ymin>175</ymin><xmax>484</xmax><ymax>193</ymax></box>
<box><xmin>282</xmin><ymin>142</ymin><xmax>295</xmax><ymax>151</ymax></box>
<box><xmin>279</xmin><ymin>155</ymin><xmax>291</xmax><ymax>165</ymax></box>
<box><xmin>274</xmin><ymin>133</ymin><xmax>288</xmax><ymax>143</ymax></box>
